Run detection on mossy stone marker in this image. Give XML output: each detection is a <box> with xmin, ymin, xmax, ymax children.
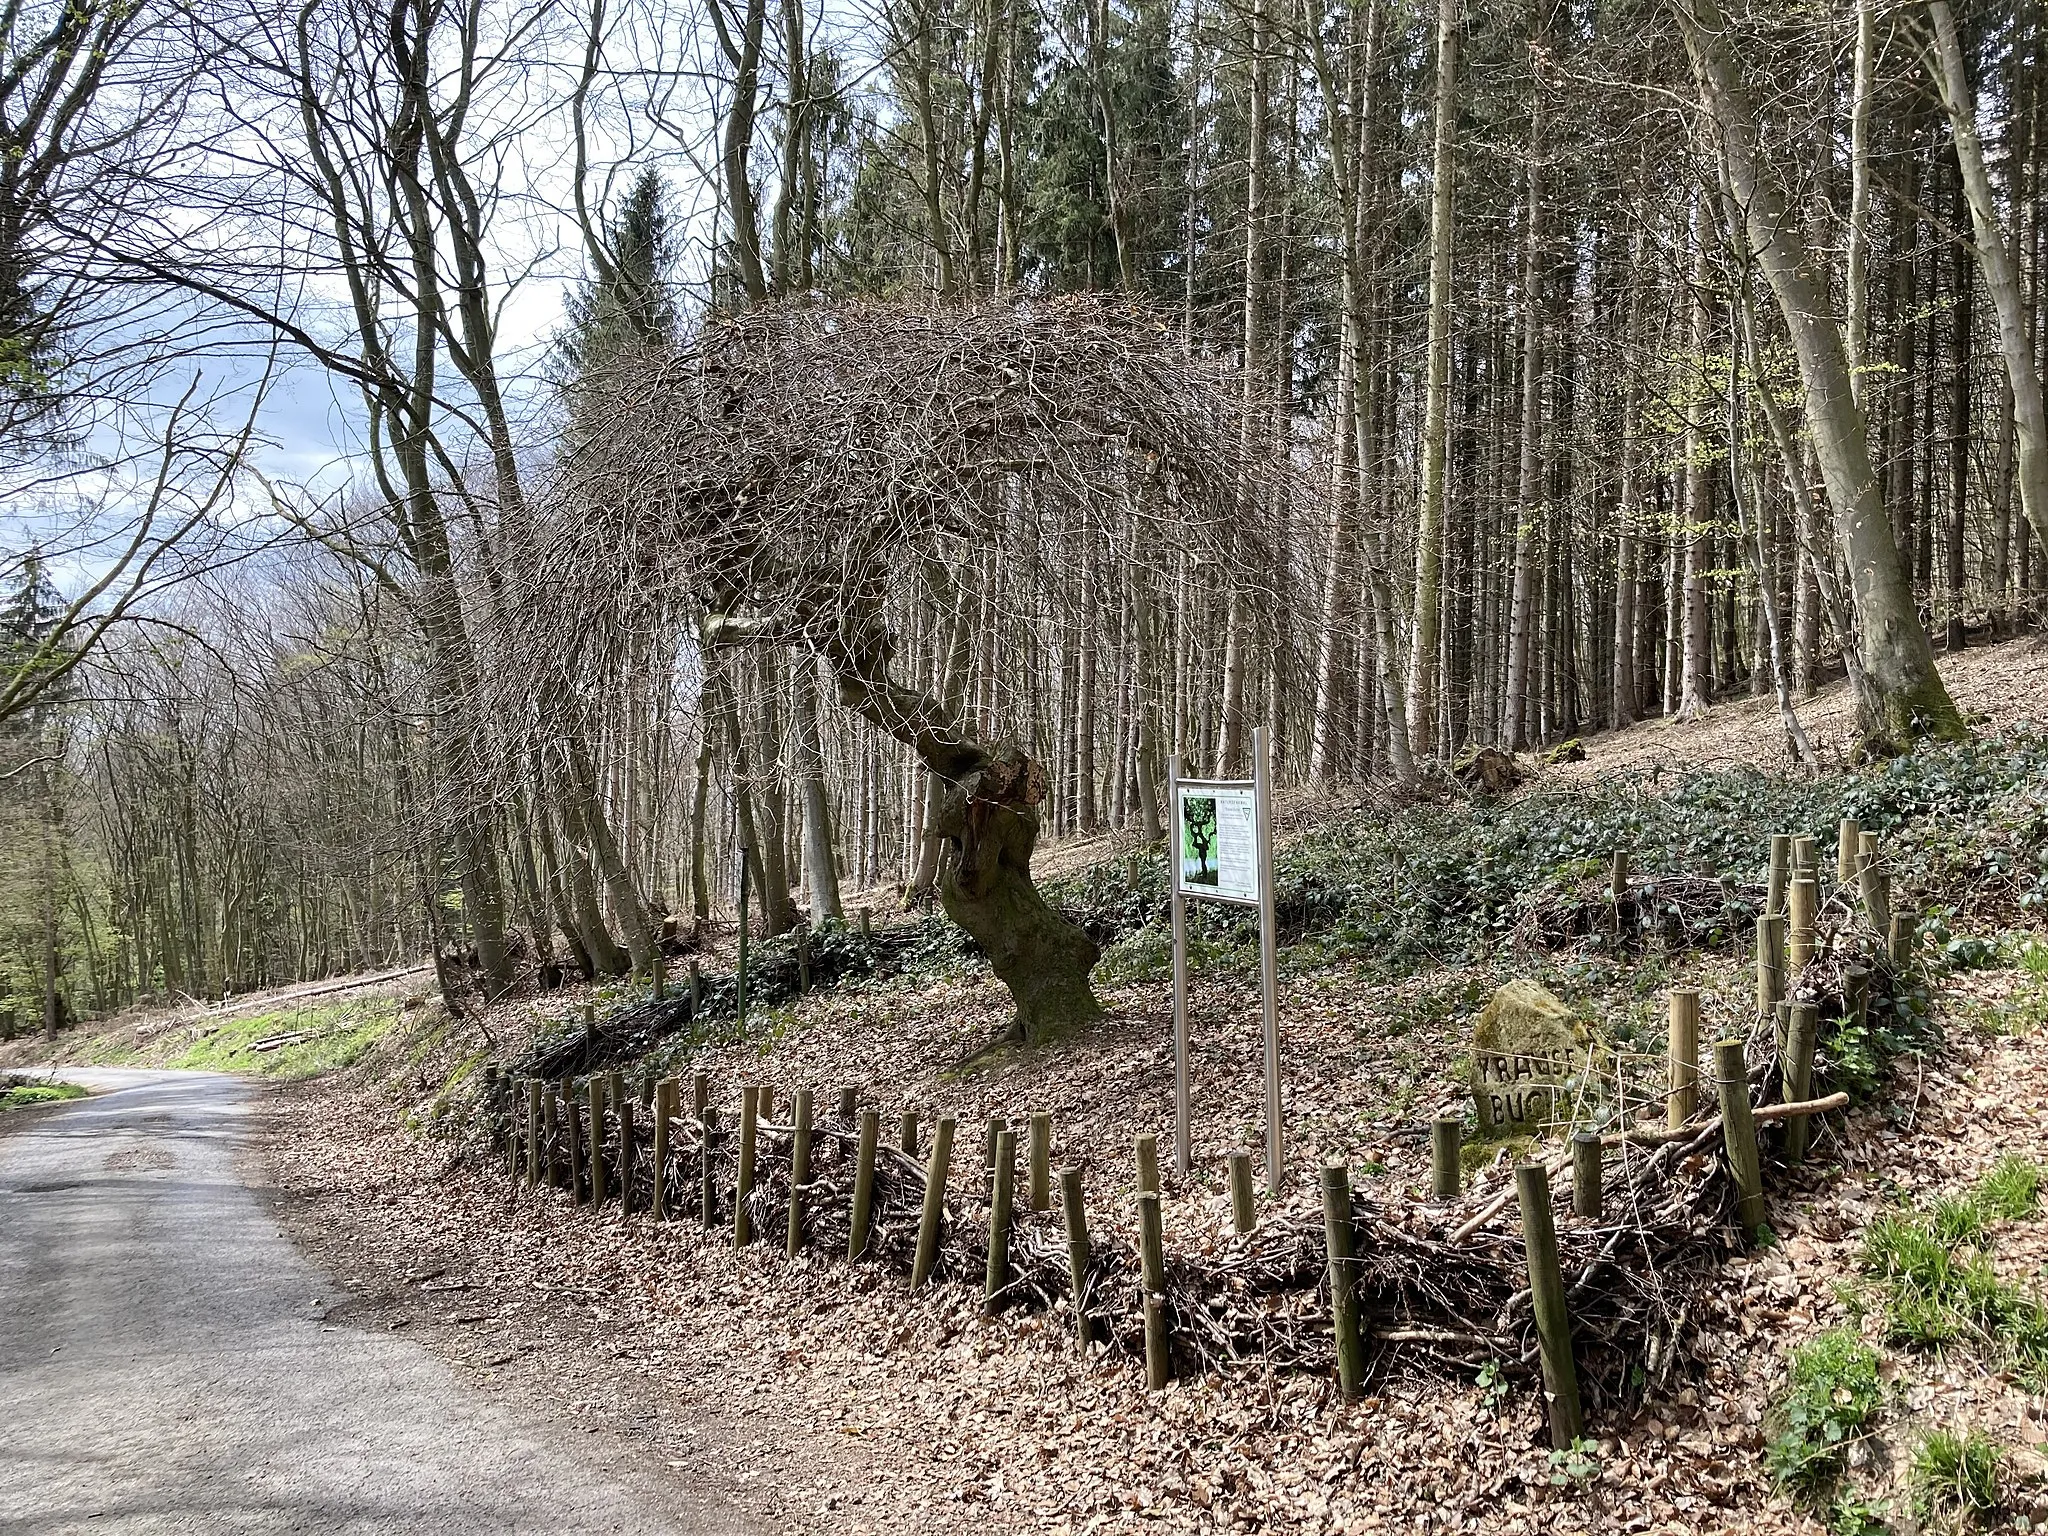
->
<box><xmin>1469</xmin><ymin>980</ymin><xmax>1601</xmax><ymax>1135</ymax></box>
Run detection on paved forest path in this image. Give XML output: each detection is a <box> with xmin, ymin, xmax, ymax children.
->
<box><xmin>0</xmin><ymin>1069</ymin><xmax>744</xmax><ymax>1535</ymax></box>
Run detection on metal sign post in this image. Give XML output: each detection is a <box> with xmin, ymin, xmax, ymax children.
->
<box><xmin>1254</xmin><ymin>727</ymin><xmax>1281</xmax><ymax>1194</ymax></box>
<box><xmin>1167</xmin><ymin>725</ymin><xmax>1282</xmax><ymax>1192</ymax></box>
<box><xmin>1167</xmin><ymin>755</ymin><xmax>1190</xmax><ymax>1176</ymax></box>
<box><xmin>736</xmin><ymin>841</ymin><xmax>751</xmax><ymax>1028</ymax></box>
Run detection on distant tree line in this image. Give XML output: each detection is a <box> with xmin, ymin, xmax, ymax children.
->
<box><xmin>4</xmin><ymin>0</ymin><xmax>2045</xmax><ymax>1035</ymax></box>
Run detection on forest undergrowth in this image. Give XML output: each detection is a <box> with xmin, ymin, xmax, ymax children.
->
<box><xmin>206</xmin><ymin>683</ymin><xmax>2048</xmax><ymax>1534</ymax></box>
<box><xmin>16</xmin><ymin>651</ymin><xmax>2047</xmax><ymax>1532</ymax></box>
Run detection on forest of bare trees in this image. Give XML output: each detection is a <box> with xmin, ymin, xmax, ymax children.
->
<box><xmin>2</xmin><ymin>0</ymin><xmax>2043</xmax><ymax>1037</ymax></box>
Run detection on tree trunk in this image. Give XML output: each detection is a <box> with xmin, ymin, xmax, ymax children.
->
<box><xmin>793</xmin><ymin>658</ymin><xmax>842</xmax><ymax>922</ymax></box>
<box><xmin>815</xmin><ymin>626</ymin><xmax>1101</xmax><ymax>1043</ymax></box>
<box><xmin>1678</xmin><ymin>208</ymin><xmax>1713</xmax><ymax>720</ymax></box>
<box><xmin>1671</xmin><ymin>0</ymin><xmax>1967</xmax><ymax>746</ymax></box>
<box><xmin>1502</xmin><ymin>49</ymin><xmax>1544</xmax><ymax>751</ymax></box>
<box><xmin>1404</xmin><ymin>0</ymin><xmax>1457</xmax><ymax>764</ymax></box>
<box><xmin>1926</xmin><ymin>1</ymin><xmax>2048</xmax><ymax>573</ymax></box>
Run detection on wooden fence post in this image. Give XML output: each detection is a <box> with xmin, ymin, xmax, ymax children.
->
<box><xmin>910</xmin><ymin>1116</ymin><xmax>956</xmax><ymax>1288</ymax></box>
<box><xmin>1571</xmin><ymin>1133</ymin><xmax>1602</xmax><ymax>1220</ymax></box>
<box><xmin>1135</xmin><ymin>1132</ymin><xmax>1159</xmax><ymax>1197</ymax></box>
<box><xmin>1321</xmin><ymin>1163</ymin><xmax>1364</xmax><ymax>1398</ymax></box>
<box><xmin>688</xmin><ymin>959</ymin><xmax>702</xmax><ymax>1012</ymax></box>
<box><xmin>1788</xmin><ymin>876</ymin><xmax>1818</xmax><ymax>972</ymax></box>
<box><xmin>735</xmin><ymin>1085</ymin><xmax>759</xmax><ymax>1246</ymax></box>
<box><xmin>1028</xmin><ymin>1113</ymin><xmax>1051</xmax><ymax>1212</ymax></box>
<box><xmin>1609</xmin><ymin>849</ymin><xmax>1629</xmax><ymax>898</ymax></box>
<box><xmin>1137</xmin><ymin>1190</ymin><xmax>1169</xmax><ymax>1388</ymax></box>
<box><xmin>565</xmin><ymin>1086</ymin><xmax>585</xmax><ymax>1202</ymax></box>
<box><xmin>1859</xmin><ymin>859</ymin><xmax>1891</xmax><ymax>940</ymax></box>
<box><xmin>1782</xmin><ymin>1005</ymin><xmax>1819</xmax><ymax>1166</ymax></box>
<box><xmin>1430</xmin><ymin>1118</ymin><xmax>1461</xmax><ymax>1200</ymax></box>
<box><xmin>1755</xmin><ymin>915</ymin><xmax>1785</xmax><ymax>1017</ymax></box>
<box><xmin>1836</xmin><ymin>817</ymin><xmax>1861</xmax><ymax>884</ymax></box>
<box><xmin>1790</xmin><ymin>833</ymin><xmax>1817</xmax><ymax>876</ymax></box>
<box><xmin>1515</xmin><ymin>1162</ymin><xmax>1584</xmax><ymax>1449</ymax></box>
<box><xmin>557</xmin><ymin>1081</ymin><xmax>573</xmax><ymax>1187</ymax></box>
<box><xmin>586</xmin><ymin>1076</ymin><xmax>607</xmax><ymax>1206</ymax></box>
<box><xmin>699</xmin><ymin>1106</ymin><xmax>718</xmax><ymax>1227</ymax></box>
<box><xmin>618</xmin><ymin>1094</ymin><xmax>636</xmax><ymax>1215</ymax></box>
<box><xmin>898</xmin><ymin>1108</ymin><xmax>919</xmax><ymax>1158</ymax></box>
<box><xmin>544</xmin><ymin>1085</ymin><xmax>562</xmax><ymax>1188</ymax></box>
<box><xmin>849</xmin><ymin>1107</ymin><xmax>880</xmax><ymax>1261</ymax></box>
<box><xmin>652</xmin><ymin>1078</ymin><xmax>674</xmax><ymax>1218</ymax></box>
<box><xmin>986</xmin><ymin>1127</ymin><xmax>1016</xmax><ymax>1310</ymax></box>
<box><xmin>524</xmin><ymin>1079</ymin><xmax>541</xmax><ymax>1187</ymax></box>
<box><xmin>982</xmin><ymin>1116</ymin><xmax>1006</xmax><ymax>1200</ymax></box>
<box><xmin>837</xmin><ymin>1086</ymin><xmax>858</xmax><ymax>1124</ymax></box>
<box><xmin>1889</xmin><ymin>909</ymin><xmax>1917</xmax><ymax>969</ymax></box>
<box><xmin>1228</xmin><ymin>1151</ymin><xmax>1256</xmax><ymax>1233</ymax></box>
<box><xmin>1714</xmin><ymin>1040</ymin><xmax>1767</xmax><ymax>1235</ymax></box>
<box><xmin>787</xmin><ymin>1088</ymin><xmax>813</xmax><ymax>1256</ymax></box>
<box><xmin>1845</xmin><ymin>965</ymin><xmax>1870</xmax><ymax>1030</ymax></box>
<box><xmin>1060</xmin><ymin>1166</ymin><xmax>1093</xmax><ymax>1347</ymax></box>
<box><xmin>1767</xmin><ymin>832</ymin><xmax>1791</xmax><ymax>916</ymax></box>
<box><xmin>1667</xmin><ymin>989</ymin><xmax>1700</xmax><ymax>1129</ymax></box>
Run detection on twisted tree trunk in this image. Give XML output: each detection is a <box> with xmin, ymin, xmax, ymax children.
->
<box><xmin>819</xmin><ymin>626</ymin><xmax>1102</xmax><ymax>1043</ymax></box>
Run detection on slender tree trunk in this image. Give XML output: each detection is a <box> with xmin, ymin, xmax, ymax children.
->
<box><xmin>1217</xmin><ymin>0</ymin><xmax>1268</xmax><ymax>778</ymax></box>
<box><xmin>1845</xmin><ymin>0</ymin><xmax>1876</xmax><ymax>412</ymax></box>
<box><xmin>1927</xmin><ymin>1</ymin><xmax>2048</xmax><ymax>570</ymax></box>
<box><xmin>1676</xmin><ymin>0</ymin><xmax>1967</xmax><ymax>744</ymax></box>
<box><xmin>1502</xmin><ymin>49</ymin><xmax>1544</xmax><ymax>750</ymax></box>
<box><xmin>1404</xmin><ymin>0</ymin><xmax>1458</xmax><ymax>764</ymax></box>
<box><xmin>1679</xmin><ymin>206</ymin><xmax>1713</xmax><ymax>719</ymax></box>
<box><xmin>793</xmin><ymin>658</ymin><xmax>842</xmax><ymax>922</ymax></box>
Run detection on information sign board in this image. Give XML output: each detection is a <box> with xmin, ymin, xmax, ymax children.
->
<box><xmin>1174</xmin><ymin>783</ymin><xmax>1260</xmax><ymax>905</ymax></box>
<box><xmin>1166</xmin><ymin>729</ymin><xmax>1282</xmax><ymax>1193</ymax></box>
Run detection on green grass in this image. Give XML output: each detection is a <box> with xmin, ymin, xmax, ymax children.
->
<box><xmin>1927</xmin><ymin>1192</ymin><xmax>1988</xmax><ymax>1250</ymax></box>
<box><xmin>0</xmin><ymin>1080</ymin><xmax>88</xmax><ymax>1111</ymax></box>
<box><xmin>1976</xmin><ymin>1155</ymin><xmax>2043</xmax><ymax>1221</ymax></box>
<box><xmin>1766</xmin><ymin>1329</ymin><xmax>1886</xmax><ymax>1497</ymax></box>
<box><xmin>1909</xmin><ymin>1429</ymin><xmax>2004</xmax><ymax>1526</ymax></box>
<box><xmin>166</xmin><ymin>998</ymin><xmax>401</xmax><ymax>1079</ymax></box>
<box><xmin>1859</xmin><ymin>1190</ymin><xmax>2048</xmax><ymax>1373</ymax></box>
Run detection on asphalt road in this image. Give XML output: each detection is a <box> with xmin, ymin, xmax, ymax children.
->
<box><xmin>0</xmin><ymin>1069</ymin><xmax>739</xmax><ymax>1535</ymax></box>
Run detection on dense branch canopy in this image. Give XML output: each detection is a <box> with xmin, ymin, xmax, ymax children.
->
<box><xmin>515</xmin><ymin>295</ymin><xmax>1304</xmax><ymax>769</ymax></box>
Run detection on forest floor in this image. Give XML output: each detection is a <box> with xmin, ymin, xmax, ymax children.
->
<box><xmin>17</xmin><ymin>634</ymin><xmax>2048</xmax><ymax>1535</ymax></box>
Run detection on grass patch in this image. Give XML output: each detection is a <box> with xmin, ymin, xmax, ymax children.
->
<box><xmin>168</xmin><ymin>998</ymin><xmax>401</xmax><ymax>1079</ymax></box>
<box><xmin>0</xmin><ymin>1079</ymin><xmax>88</xmax><ymax>1111</ymax></box>
<box><xmin>1765</xmin><ymin>1329</ymin><xmax>1885</xmax><ymax>1497</ymax></box>
<box><xmin>1909</xmin><ymin>1429</ymin><xmax>2004</xmax><ymax>1527</ymax></box>
<box><xmin>1976</xmin><ymin>1155</ymin><xmax>2043</xmax><ymax>1221</ymax></box>
<box><xmin>1859</xmin><ymin>1190</ymin><xmax>2048</xmax><ymax>1373</ymax></box>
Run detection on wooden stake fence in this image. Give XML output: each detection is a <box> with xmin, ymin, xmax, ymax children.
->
<box><xmin>502</xmin><ymin>816</ymin><xmax>1908</xmax><ymax>1427</ymax></box>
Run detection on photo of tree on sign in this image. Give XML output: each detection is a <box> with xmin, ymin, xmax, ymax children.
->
<box><xmin>1181</xmin><ymin>795</ymin><xmax>1220</xmax><ymax>888</ymax></box>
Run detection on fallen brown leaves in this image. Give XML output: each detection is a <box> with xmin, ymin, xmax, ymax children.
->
<box><xmin>255</xmin><ymin>928</ymin><xmax>2026</xmax><ymax>1535</ymax></box>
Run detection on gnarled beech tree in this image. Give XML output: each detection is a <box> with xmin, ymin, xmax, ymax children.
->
<box><xmin>539</xmin><ymin>298</ymin><xmax>1294</xmax><ymax>1043</ymax></box>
